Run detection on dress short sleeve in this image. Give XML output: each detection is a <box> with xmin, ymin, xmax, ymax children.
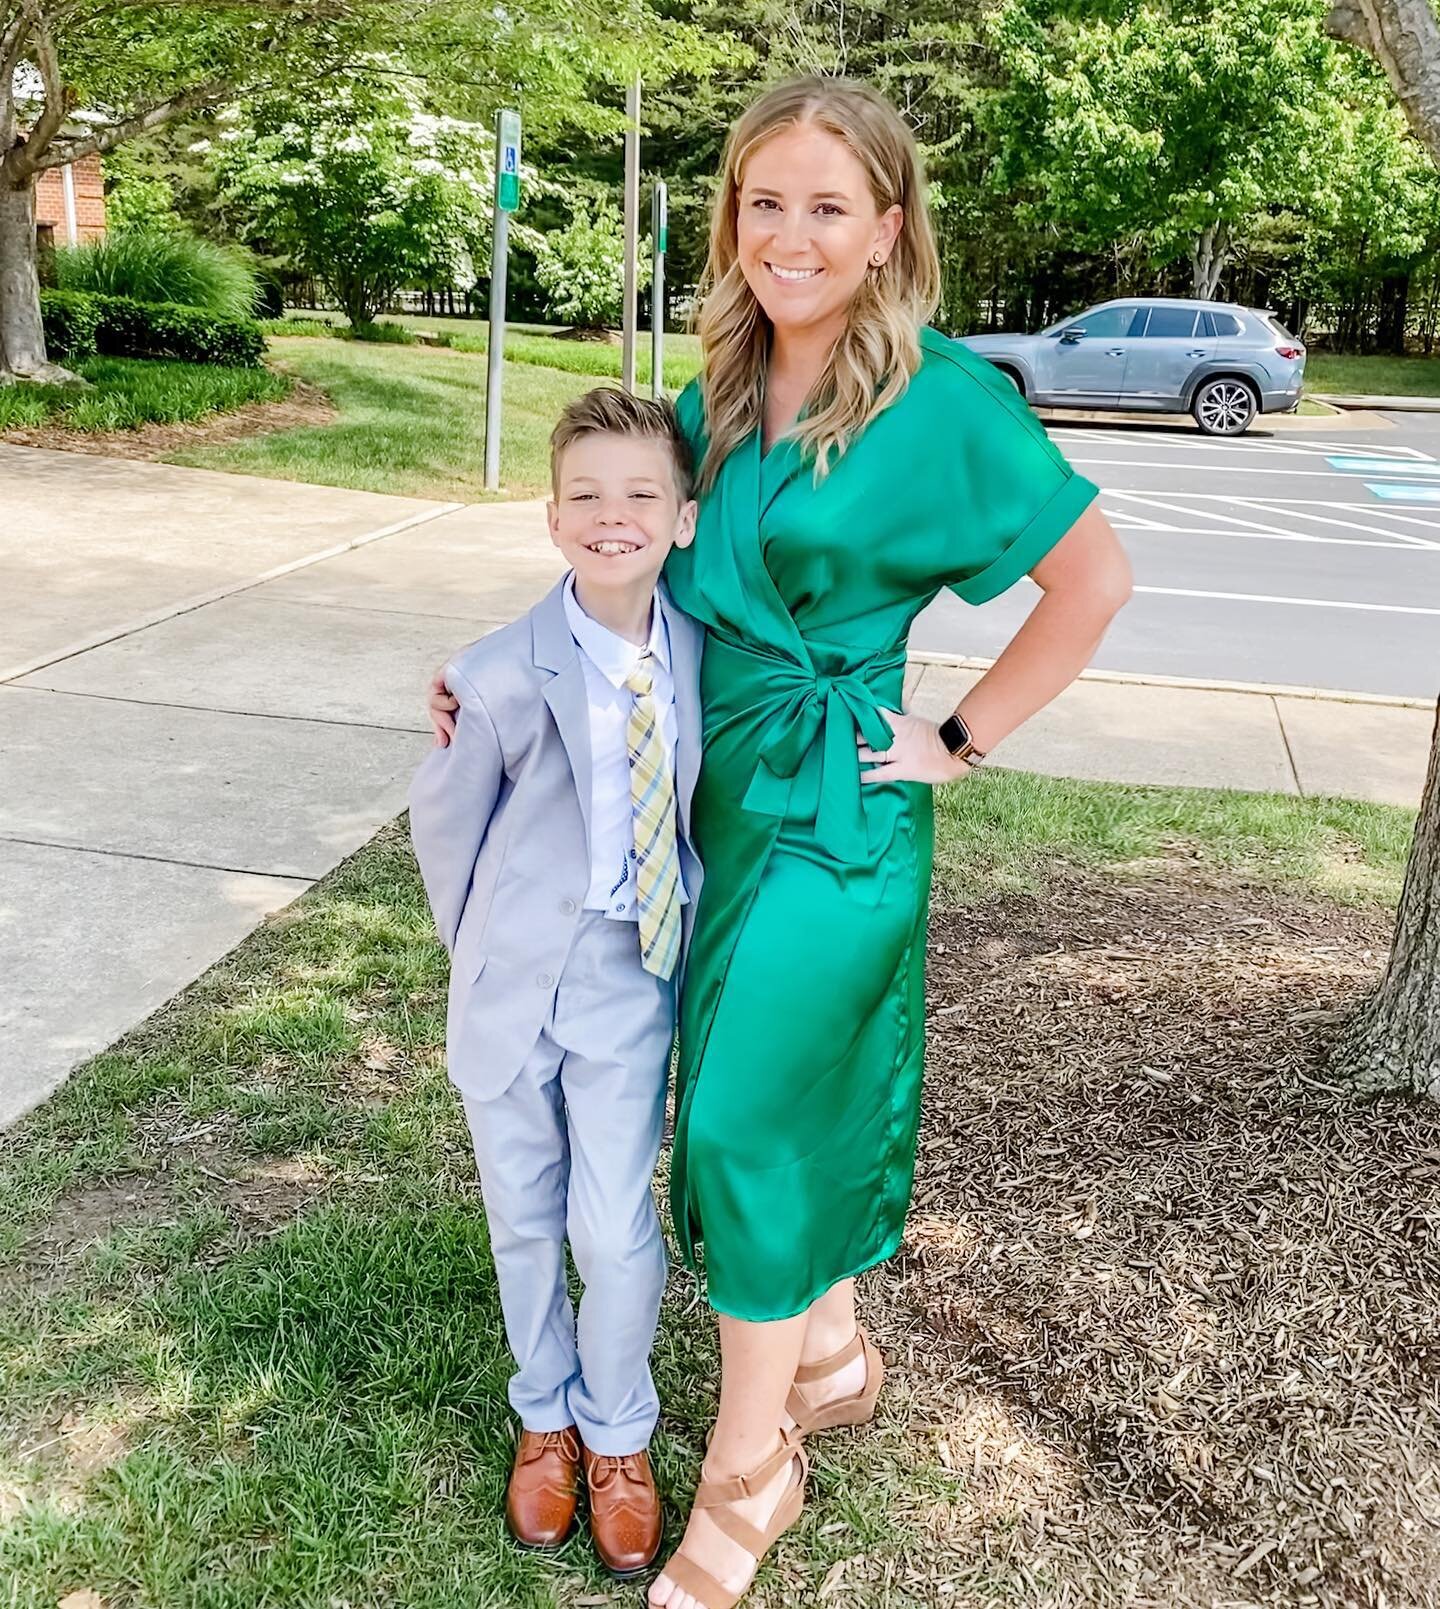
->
<box><xmin>927</xmin><ymin>332</ymin><xmax>1100</xmax><ymax>606</ymax></box>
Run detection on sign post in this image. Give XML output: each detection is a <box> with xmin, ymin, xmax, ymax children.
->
<box><xmin>622</xmin><ymin>75</ymin><xmax>641</xmax><ymax>394</ymax></box>
<box><xmin>484</xmin><ymin>108</ymin><xmax>521</xmax><ymax>491</ymax></box>
<box><xmin>651</xmin><ymin>182</ymin><xmax>667</xmax><ymax>400</ymax></box>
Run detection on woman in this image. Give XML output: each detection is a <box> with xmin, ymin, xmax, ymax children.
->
<box><xmin>433</xmin><ymin>78</ymin><xmax>1131</xmax><ymax>1609</ymax></box>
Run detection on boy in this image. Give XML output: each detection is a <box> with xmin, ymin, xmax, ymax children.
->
<box><xmin>408</xmin><ymin>387</ymin><xmax>701</xmax><ymax>1579</ymax></box>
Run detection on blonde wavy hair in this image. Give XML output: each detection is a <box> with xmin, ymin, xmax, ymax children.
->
<box><xmin>695</xmin><ymin>76</ymin><xmax>941</xmax><ymax>490</ymax></box>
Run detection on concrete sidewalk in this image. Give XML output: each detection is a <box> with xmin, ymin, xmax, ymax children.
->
<box><xmin>1</xmin><ymin>446</ymin><xmax>1432</xmax><ymax>1130</ymax></box>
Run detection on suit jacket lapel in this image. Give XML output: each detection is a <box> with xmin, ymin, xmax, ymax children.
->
<box><xmin>532</xmin><ymin>579</ymin><xmax>593</xmax><ymax>850</ymax></box>
<box><xmin>659</xmin><ymin>583</ymin><xmax>702</xmax><ymax>837</ymax></box>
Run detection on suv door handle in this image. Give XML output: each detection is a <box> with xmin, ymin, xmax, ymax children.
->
<box><xmin>1106</xmin><ymin>348</ymin><xmax>1126</xmax><ymax>357</ymax></box>
<box><xmin>1185</xmin><ymin>348</ymin><xmax>1206</xmax><ymax>357</ymax></box>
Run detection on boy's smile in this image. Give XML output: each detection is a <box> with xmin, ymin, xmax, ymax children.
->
<box><xmin>548</xmin><ymin>432</ymin><xmax>697</xmax><ymax>640</ymax></box>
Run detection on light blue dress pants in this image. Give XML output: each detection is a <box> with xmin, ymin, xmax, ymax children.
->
<box><xmin>460</xmin><ymin>911</ymin><xmax>674</xmax><ymax>1456</ymax></box>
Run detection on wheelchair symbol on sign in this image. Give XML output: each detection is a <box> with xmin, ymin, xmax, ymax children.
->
<box><xmin>504</xmin><ymin>149</ymin><xmax>517</xmax><ymax>173</ymax></box>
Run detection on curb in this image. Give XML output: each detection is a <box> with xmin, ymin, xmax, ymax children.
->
<box><xmin>907</xmin><ymin>650</ymin><xmax>1436</xmax><ymax>712</ymax></box>
<box><xmin>1312</xmin><ymin>393</ymin><xmax>1440</xmax><ymax>414</ymax></box>
<box><xmin>1036</xmin><ymin>406</ymin><xmax>1394</xmax><ymax>434</ymax></box>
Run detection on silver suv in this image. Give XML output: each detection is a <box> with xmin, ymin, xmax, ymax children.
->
<box><xmin>959</xmin><ymin>298</ymin><xmax>1306</xmax><ymax>435</ymax></box>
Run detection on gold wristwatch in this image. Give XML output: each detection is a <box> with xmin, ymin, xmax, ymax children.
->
<box><xmin>938</xmin><ymin>710</ymin><xmax>986</xmax><ymax>766</ymax></box>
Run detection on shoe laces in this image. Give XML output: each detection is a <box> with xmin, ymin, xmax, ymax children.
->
<box><xmin>523</xmin><ymin>1428</ymin><xmax>576</xmax><ymax>1463</ymax></box>
<box><xmin>588</xmin><ymin>1452</ymin><xmax>641</xmax><ymax>1491</ymax></box>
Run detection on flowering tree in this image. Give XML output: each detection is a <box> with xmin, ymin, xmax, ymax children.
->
<box><xmin>210</xmin><ymin>79</ymin><xmax>500</xmax><ymax>327</ymax></box>
<box><xmin>533</xmin><ymin>198</ymin><xmax>650</xmax><ymax>330</ymax></box>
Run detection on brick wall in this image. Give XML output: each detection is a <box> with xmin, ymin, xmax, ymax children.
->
<box><xmin>34</xmin><ymin>152</ymin><xmax>106</xmax><ymax>244</ymax></box>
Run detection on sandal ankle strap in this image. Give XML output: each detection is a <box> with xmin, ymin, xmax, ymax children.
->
<box><xmin>793</xmin><ymin>1326</ymin><xmax>866</xmax><ymax>1385</ymax></box>
<box><xmin>697</xmin><ymin>1430</ymin><xmax>804</xmax><ymax>1506</ymax></box>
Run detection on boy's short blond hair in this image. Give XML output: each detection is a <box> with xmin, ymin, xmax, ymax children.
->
<box><xmin>549</xmin><ymin>386</ymin><xmax>694</xmax><ymax>502</ymax></box>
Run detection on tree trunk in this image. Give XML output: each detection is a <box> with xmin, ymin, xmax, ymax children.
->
<box><xmin>1328</xmin><ymin>0</ymin><xmax>1440</xmax><ymax>165</ymax></box>
<box><xmin>0</xmin><ymin>175</ymin><xmax>81</xmax><ymax>385</ymax></box>
<box><xmin>1331</xmin><ymin>702</ymin><xmax>1440</xmax><ymax>1098</ymax></box>
<box><xmin>1190</xmin><ymin>222</ymin><xmax>1231</xmax><ymax>300</ymax></box>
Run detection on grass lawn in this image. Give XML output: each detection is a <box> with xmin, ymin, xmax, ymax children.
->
<box><xmin>265</xmin><ymin>311</ymin><xmax>705</xmax><ymax>392</ymax></box>
<box><xmin>173</xmin><ymin>337</ymin><xmax>598</xmax><ymax>501</ymax></box>
<box><xmin>0</xmin><ymin>357</ymin><xmax>290</xmax><ymax>433</ymax></box>
<box><xmin>1304</xmin><ymin>353</ymin><xmax>1440</xmax><ymax>397</ymax></box>
<box><xmin>2</xmin><ymin>771</ymin><xmax>1433</xmax><ymax>1608</ymax></box>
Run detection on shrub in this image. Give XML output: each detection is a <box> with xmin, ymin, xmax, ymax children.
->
<box><xmin>93</xmin><ymin>296</ymin><xmax>265</xmax><ymax>368</ymax></box>
<box><xmin>345</xmin><ymin>320</ymin><xmax>417</xmax><ymax>344</ymax></box>
<box><xmin>38</xmin><ymin>289</ymin><xmax>101</xmax><ymax>361</ymax></box>
<box><xmin>55</xmin><ymin>228</ymin><xmax>262</xmax><ymax>320</ymax></box>
<box><xmin>259</xmin><ymin>316</ymin><xmax>339</xmax><ymax>337</ymax></box>
<box><xmin>41</xmin><ymin>290</ymin><xmax>265</xmax><ymax>368</ymax></box>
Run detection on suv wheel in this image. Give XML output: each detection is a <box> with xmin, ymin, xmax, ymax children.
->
<box><xmin>1192</xmin><ymin>377</ymin><xmax>1257</xmax><ymax>436</ymax></box>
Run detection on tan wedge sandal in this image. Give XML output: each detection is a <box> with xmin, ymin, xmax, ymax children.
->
<box><xmin>785</xmin><ymin>1325</ymin><xmax>885</xmax><ymax>1438</ymax></box>
<box><xmin>658</xmin><ymin>1430</ymin><xmax>809</xmax><ymax>1609</ymax></box>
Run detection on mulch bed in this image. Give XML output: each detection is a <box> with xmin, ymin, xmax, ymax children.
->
<box><xmin>0</xmin><ymin>378</ymin><xmax>335</xmax><ymax>461</ymax></box>
<box><xmin>835</xmin><ymin>868</ymin><xmax>1440</xmax><ymax>1608</ymax></box>
<box><xmin>7</xmin><ymin>851</ymin><xmax>1437</xmax><ymax>1606</ymax></box>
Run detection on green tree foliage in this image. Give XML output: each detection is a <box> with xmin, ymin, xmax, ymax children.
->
<box><xmin>209</xmin><ymin>79</ymin><xmax>499</xmax><ymax>328</ymax></box>
<box><xmin>534</xmin><ymin>199</ymin><xmax>652</xmax><ymax>327</ymax></box>
<box><xmin>979</xmin><ymin>0</ymin><xmax>1340</xmax><ymax>297</ymax></box>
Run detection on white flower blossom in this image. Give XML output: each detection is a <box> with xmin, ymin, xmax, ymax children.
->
<box><xmin>188</xmin><ymin>139</ymin><xmax>212</xmax><ymax>153</ymax></box>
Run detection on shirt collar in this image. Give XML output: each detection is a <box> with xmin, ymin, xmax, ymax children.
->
<box><xmin>562</xmin><ymin>571</ymin><xmax>671</xmax><ymax>690</ymax></box>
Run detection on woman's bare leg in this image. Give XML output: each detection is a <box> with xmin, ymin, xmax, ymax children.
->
<box><xmin>648</xmin><ymin>1311</ymin><xmax>808</xmax><ymax>1609</ymax></box>
<box><xmin>800</xmin><ymin>1276</ymin><xmax>857</xmax><ymax>1362</ymax></box>
<box><xmin>778</xmin><ymin>1278</ymin><xmax>869</xmax><ymax>1431</ymax></box>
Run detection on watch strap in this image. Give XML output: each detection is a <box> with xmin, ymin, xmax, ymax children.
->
<box><xmin>938</xmin><ymin>711</ymin><xmax>986</xmax><ymax>765</ymax></box>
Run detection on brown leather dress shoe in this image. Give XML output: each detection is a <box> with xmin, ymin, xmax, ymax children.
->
<box><xmin>506</xmin><ymin>1427</ymin><xmax>580</xmax><ymax>1549</ymax></box>
<box><xmin>582</xmin><ymin>1445</ymin><xmax>663</xmax><ymax>1579</ymax></box>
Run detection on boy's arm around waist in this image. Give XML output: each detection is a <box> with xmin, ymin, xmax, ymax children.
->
<box><xmin>408</xmin><ymin>663</ymin><xmax>503</xmax><ymax>954</ymax></box>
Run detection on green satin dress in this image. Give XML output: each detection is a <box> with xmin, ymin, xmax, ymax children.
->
<box><xmin>664</xmin><ymin>326</ymin><xmax>1099</xmax><ymax>1321</ymax></box>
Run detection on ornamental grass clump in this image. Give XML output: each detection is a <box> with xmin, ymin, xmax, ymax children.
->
<box><xmin>55</xmin><ymin>228</ymin><xmax>262</xmax><ymax>321</ymax></box>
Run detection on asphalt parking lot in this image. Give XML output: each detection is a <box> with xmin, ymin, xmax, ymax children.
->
<box><xmin>913</xmin><ymin>413</ymin><xmax>1440</xmax><ymax>699</ymax></box>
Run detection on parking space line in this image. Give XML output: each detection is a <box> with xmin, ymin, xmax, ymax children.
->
<box><xmin>1109</xmin><ymin>526</ymin><xmax>1413</xmax><ymax>549</ymax></box>
<box><xmin>1106</xmin><ymin>491</ymin><xmax>1420</xmax><ymax>547</ymax></box>
<box><xmin>1073</xmin><ymin>457</ymin><xmax>1440</xmax><ymax>481</ymax></box>
<box><xmin>1326</xmin><ymin>500</ymin><xmax>1440</xmax><ymax>532</ymax></box>
<box><xmin>1230</xmin><ymin>498</ymin><xmax>1440</xmax><ymax>549</ymax></box>
<box><xmin>1059</xmin><ymin>432</ymin><xmax>1430</xmax><ymax>460</ymax></box>
<box><xmin>1136</xmin><ymin>585</ymin><xmax>1440</xmax><ymax>616</ymax></box>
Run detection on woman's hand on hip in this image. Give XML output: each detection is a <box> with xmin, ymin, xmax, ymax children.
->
<box><xmin>427</xmin><ymin>665</ymin><xmax>459</xmax><ymax>747</ymax></box>
<box><xmin>858</xmin><ymin>708</ymin><xmax>973</xmax><ymax>786</ymax></box>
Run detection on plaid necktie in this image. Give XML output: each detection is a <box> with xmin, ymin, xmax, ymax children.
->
<box><xmin>624</xmin><ymin>655</ymin><xmax>681</xmax><ymax>981</ymax></box>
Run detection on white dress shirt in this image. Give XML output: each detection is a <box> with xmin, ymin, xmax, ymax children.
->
<box><xmin>563</xmin><ymin>574</ymin><xmax>688</xmax><ymax>923</ymax></box>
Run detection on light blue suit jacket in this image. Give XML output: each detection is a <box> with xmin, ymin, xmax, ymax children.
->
<box><xmin>408</xmin><ymin>577</ymin><xmax>704</xmax><ymax>1100</ymax></box>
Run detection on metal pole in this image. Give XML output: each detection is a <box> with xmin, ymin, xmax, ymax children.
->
<box><xmin>484</xmin><ymin>115</ymin><xmax>511</xmax><ymax>492</ymax></box>
<box><xmin>622</xmin><ymin>74</ymin><xmax>640</xmax><ymax>394</ymax></box>
<box><xmin>651</xmin><ymin>181</ymin><xmax>666</xmax><ymax>399</ymax></box>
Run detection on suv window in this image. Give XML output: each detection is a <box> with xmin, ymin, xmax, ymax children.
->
<box><xmin>1060</xmin><ymin>305</ymin><xmax>1141</xmax><ymax>339</ymax></box>
<box><xmin>1140</xmin><ymin>307</ymin><xmax>1199</xmax><ymax>338</ymax></box>
<box><xmin>1201</xmin><ymin>310</ymin><xmax>1244</xmax><ymax>337</ymax></box>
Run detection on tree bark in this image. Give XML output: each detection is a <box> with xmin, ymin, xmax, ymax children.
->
<box><xmin>1331</xmin><ymin>700</ymin><xmax>1440</xmax><ymax>1099</ymax></box>
<box><xmin>1326</xmin><ymin>0</ymin><xmax>1440</xmax><ymax>1098</ymax></box>
<box><xmin>1327</xmin><ymin>0</ymin><xmax>1440</xmax><ymax>165</ymax></box>
<box><xmin>0</xmin><ymin>176</ymin><xmax>81</xmax><ymax>384</ymax></box>
<box><xmin>1190</xmin><ymin>222</ymin><xmax>1231</xmax><ymax>300</ymax></box>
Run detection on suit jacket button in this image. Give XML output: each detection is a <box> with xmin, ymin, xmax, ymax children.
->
<box><xmin>560</xmin><ymin>898</ymin><xmax>577</xmax><ymax>915</ymax></box>
<box><xmin>537</xmin><ymin>972</ymin><xmax>553</xmax><ymax>989</ymax></box>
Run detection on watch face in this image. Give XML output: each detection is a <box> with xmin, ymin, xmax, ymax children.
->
<box><xmin>941</xmin><ymin>713</ymin><xmax>971</xmax><ymax>754</ymax></box>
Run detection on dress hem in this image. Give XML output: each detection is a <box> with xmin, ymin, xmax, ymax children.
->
<box><xmin>697</xmin><ymin>1227</ymin><xmax>907</xmax><ymax>1324</ymax></box>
